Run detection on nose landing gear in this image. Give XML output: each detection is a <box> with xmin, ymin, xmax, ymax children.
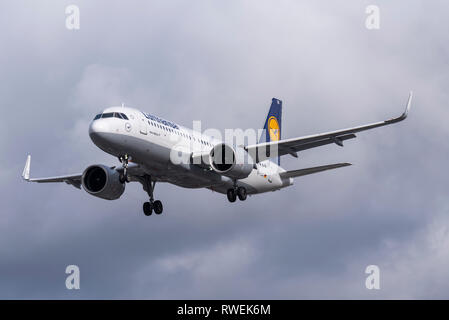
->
<box><xmin>142</xmin><ymin>175</ymin><xmax>163</xmax><ymax>216</ymax></box>
<box><xmin>119</xmin><ymin>154</ymin><xmax>130</xmax><ymax>183</ymax></box>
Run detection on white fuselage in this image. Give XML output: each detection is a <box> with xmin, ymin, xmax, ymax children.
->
<box><xmin>88</xmin><ymin>106</ymin><xmax>293</xmax><ymax>195</ymax></box>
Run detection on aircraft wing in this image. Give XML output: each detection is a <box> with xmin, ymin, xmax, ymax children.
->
<box><xmin>245</xmin><ymin>92</ymin><xmax>412</xmax><ymax>163</ymax></box>
<box><xmin>279</xmin><ymin>163</ymin><xmax>352</xmax><ymax>179</ymax></box>
<box><xmin>21</xmin><ymin>155</ymin><xmax>82</xmax><ymax>189</ymax></box>
<box><xmin>21</xmin><ymin>155</ymin><xmax>145</xmax><ymax>189</ymax></box>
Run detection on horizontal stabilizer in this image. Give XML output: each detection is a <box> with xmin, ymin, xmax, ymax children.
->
<box><xmin>279</xmin><ymin>163</ymin><xmax>352</xmax><ymax>179</ymax></box>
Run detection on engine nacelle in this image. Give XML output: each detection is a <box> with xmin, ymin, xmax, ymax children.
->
<box><xmin>81</xmin><ymin>164</ymin><xmax>125</xmax><ymax>200</ymax></box>
<box><xmin>209</xmin><ymin>143</ymin><xmax>254</xmax><ymax>179</ymax></box>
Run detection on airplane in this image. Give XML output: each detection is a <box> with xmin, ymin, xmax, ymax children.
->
<box><xmin>22</xmin><ymin>92</ymin><xmax>412</xmax><ymax>216</ymax></box>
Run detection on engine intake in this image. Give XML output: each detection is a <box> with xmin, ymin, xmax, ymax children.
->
<box><xmin>209</xmin><ymin>143</ymin><xmax>253</xmax><ymax>179</ymax></box>
<box><xmin>82</xmin><ymin>165</ymin><xmax>125</xmax><ymax>200</ymax></box>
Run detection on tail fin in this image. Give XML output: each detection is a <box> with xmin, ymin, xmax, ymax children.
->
<box><xmin>259</xmin><ymin>98</ymin><xmax>282</xmax><ymax>165</ymax></box>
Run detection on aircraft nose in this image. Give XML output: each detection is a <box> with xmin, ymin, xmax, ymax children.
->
<box><xmin>89</xmin><ymin>120</ymin><xmax>109</xmax><ymax>145</ymax></box>
<box><xmin>90</xmin><ymin>118</ymin><xmax>110</xmax><ymax>134</ymax></box>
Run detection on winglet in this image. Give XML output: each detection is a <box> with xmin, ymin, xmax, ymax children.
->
<box><xmin>22</xmin><ymin>155</ymin><xmax>31</xmax><ymax>181</ymax></box>
<box><xmin>386</xmin><ymin>91</ymin><xmax>413</xmax><ymax>124</ymax></box>
<box><xmin>403</xmin><ymin>91</ymin><xmax>413</xmax><ymax>118</ymax></box>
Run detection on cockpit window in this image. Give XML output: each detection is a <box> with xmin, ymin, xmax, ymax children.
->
<box><xmin>101</xmin><ymin>113</ymin><xmax>114</xmax><ymax>118</ymax></box>
<box><xmin>94</xmin><ymin>112</ymin><xmax>129</xmax><ymax>120</ymax></box>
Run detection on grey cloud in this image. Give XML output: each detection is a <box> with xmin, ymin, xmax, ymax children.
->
<box><xmin>0</xmin><ymin>0</ymin><xmax>448</xmax><ymax>299</ymax></box>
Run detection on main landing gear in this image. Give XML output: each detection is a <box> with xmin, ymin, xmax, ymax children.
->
<box><xmin>227</xmin><ymin>185</ymin><xmax>247</xmax><ymax>203</ymax></box>
<box><xmin>142</xmin><ymin>175</ymin><xmax>163</xmax><ymax>216</ymax></box>
<box><xmin>117</xmin><ymin>156</ymin><xmax>163</xmax><ymax>216</ymax></box>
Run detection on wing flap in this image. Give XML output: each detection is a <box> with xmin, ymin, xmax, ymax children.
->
<box><xmin>279</xmin><ymin>133</ymin><xmax>356</xmax><ymax>153</ymax></box>
<box><xmin>29</xmin><ymin>174</ymin><xmax>82</xmax><ymax>189</ymax></box>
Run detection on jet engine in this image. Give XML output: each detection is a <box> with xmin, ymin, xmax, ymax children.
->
<box><xmin>81</xmin><ymin>164</ymin><xmax>125</xmax><ymax>200</ymax></box>
<box><xmin>209</xmin><ymin>143</ymin><xmax>254</xmax><ymax>179</ymax></box>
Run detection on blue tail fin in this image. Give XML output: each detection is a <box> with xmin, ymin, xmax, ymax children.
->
<box><xmin>259</xmin><ymin>98</ymin><xmax>282</xmax><ymax>165</ymax></box>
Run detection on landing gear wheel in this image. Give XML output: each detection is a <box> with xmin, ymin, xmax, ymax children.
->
<box><xmin>153</xmin><ymin>200</ymin><xmax>163</xmax><ymax>215</ymax></box>
<box><xmin>143</xmin><ymin>202</ymin><xmax>153</xmax><ymax>216</ymax></box>
<box><xmin>237</xmin><ymin>187</ymin><xmax>247</xmax><ymax>201</ymax></box>
<box><xmin>142</xmin><ymin>175</ymin><xmax>163</xmax><ymax>216</ymax></box>
<box><xmin>227</xmin><ymin>188</ymin><xmax>237</xmax><ymax>203</ymax></box>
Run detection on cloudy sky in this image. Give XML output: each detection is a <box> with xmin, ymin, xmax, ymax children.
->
<box><xmin>1</xmin><ymin>0</ymin><xmax>448</xmax><ymax>299</ymax></box>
